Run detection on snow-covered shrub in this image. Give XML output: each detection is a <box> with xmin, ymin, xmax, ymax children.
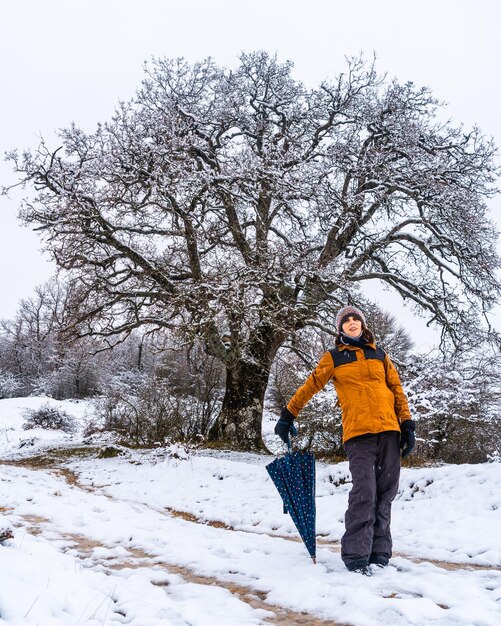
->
<box><xmin>82</xmin><ymin>418</ymin><xmax>105</xmax><ymax>438</ymax></box>
<box><xmin>0</xmin><ymin>370</ymin><xmax>21</xmax><ymax>399</ymax></box>
<box><xmin>97</xmin><ymin>445</ymin><xmax>127</xmax><ymax>458</ymax></box>
<box><xmin>18</xmin><ymin>437</ymin><xmax>37</xmax><ymax>448</ymax></box>
<box><xmin>23</xmin><ymin>403</ymin><xmax>76</xmax><ymax>433</ymax></box>
<box><xmin>0</xmin><ymin>526</ymin><xmax>13</xmax><ymax>543</ymax></box>
<box><xmin>95</xmin><ymin>368</ymin><xmax>222</xmax><ymax>446</ymax></box>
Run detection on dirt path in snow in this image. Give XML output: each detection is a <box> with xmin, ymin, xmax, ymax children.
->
<box><xmin>3</xmin><ymin>454</ymin><xmax>500</xmax><ymax>576</ymax></box>
<box><xmin>15</xmin><ymin>511</ymin><xmax>347</xmax><ymax>626</ymax></box>
<box><xmin>163</xmin><ymin>506</ymin><xmax>500</xmax><ymax>573</ymax></box>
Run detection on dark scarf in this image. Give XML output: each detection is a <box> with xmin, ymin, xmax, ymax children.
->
<box><xmin>339</xmin><ymin>332</ymin><xmax>368</xmax><ymax>349</ymax></box>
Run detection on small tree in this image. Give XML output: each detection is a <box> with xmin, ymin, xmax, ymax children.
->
<box><xmin>0</xmin><ymin>370</ymin><xmax>21</xmax><ymax>399</ymax></box>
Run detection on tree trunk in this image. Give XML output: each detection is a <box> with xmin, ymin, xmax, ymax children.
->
<box><xmin>208</xmin><ymin>362</ymin><xmax>268</xmax><ymax>451</ymax></box>
<box><xmin>208</xmin><ymin>330</ymin><xmax>283</xmax><ymax>451</ymax></box>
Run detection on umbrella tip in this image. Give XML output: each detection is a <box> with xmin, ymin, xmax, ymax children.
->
<box><xmin>312</xmin><ymin>556</ymin><xmax>316</xmax><ymax>564</ymax></box>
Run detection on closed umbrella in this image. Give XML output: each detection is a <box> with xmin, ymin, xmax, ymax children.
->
<box><xmin>266</xmin><ymin>443</ymin><xmax>316</xmax><ymax>563</ymax></box>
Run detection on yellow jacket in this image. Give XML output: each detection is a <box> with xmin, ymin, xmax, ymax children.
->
<box><xmin>287</xmin><ymin>342</ymin><xmax>411</xmax><ymax>442</ymax></box>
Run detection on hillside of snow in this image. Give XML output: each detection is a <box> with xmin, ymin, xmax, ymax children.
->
<box><xmin>0</xmin><ymin>397</ymin><xmax>500</xmax><ymax>625</ymax></box>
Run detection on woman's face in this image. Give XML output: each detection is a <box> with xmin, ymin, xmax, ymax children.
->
<box><xmin>342</xmin><ymin>315</ymin><xmax>363</xmax><ymax>338</ymax></box>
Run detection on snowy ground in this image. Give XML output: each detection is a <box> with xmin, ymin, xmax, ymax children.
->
<box><xmin>0</xmin><ymin>397</ymin><xmax>500</xmax><ymax>625</ymax></box>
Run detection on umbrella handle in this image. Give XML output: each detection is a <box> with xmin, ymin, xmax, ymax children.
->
<box><xmin>286</xmin><ymin>423</ymin><xmax>299</xmax><ymax>451</ymax></box>
<box><xmin>283</xmin><ymin>422</ymin><xmax>298</xmax><ymax>512</ymax></box>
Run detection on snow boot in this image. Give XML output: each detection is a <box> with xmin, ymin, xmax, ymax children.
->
<box><xmin>369</xmin><ymin>554</ymin><xmax>389</xmax><ymax>568</ymax></box>
<box><xmin>346</xmin><ymin>559</ymin><xmax>372</xmax><ymax>576</ymax></box>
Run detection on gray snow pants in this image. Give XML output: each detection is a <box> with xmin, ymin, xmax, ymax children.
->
<box><xmin>341</xmin><ymin>431</ymin><xmax>401</xmax><ymax>568</ymax></box>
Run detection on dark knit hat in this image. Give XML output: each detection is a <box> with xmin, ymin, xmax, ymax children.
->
<box><xmin>336</xmin><ymin>305</ymin><xmax>367</xmax><ymax>333</ymax></box>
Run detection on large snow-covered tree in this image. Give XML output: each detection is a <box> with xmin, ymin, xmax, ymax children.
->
<box><xmin>8</xmin><ymin>53</ymin><xmax>500</xmax><ymax>449</ymax></box>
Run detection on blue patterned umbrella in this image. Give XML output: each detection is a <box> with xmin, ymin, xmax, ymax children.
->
<box><xmin>266</xmin><ymin>450</ymin><xmax>316</xmax><ymax>562</ymax></box>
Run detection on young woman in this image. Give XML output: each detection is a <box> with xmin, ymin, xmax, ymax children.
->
<box><xmin>275</xmin><ymin>305</ymin><xmax>415</xmax><ymax>575</ymax></box>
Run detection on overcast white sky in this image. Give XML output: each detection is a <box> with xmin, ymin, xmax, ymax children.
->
<box><xmin>1</xmin><ymin>0</ymin><xmax>500</xmax><ymax>347</ymax></box>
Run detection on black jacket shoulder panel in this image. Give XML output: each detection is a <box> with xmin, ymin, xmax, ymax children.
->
<box><xmin>363</xmin><ymin>346</ymin><xmax>386</xmax><ymax>361</ymax></box>
<box><xmin>329</xmin><ymin>347</ymin><xmax>358</xmax><ymax>368</ymax></box>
